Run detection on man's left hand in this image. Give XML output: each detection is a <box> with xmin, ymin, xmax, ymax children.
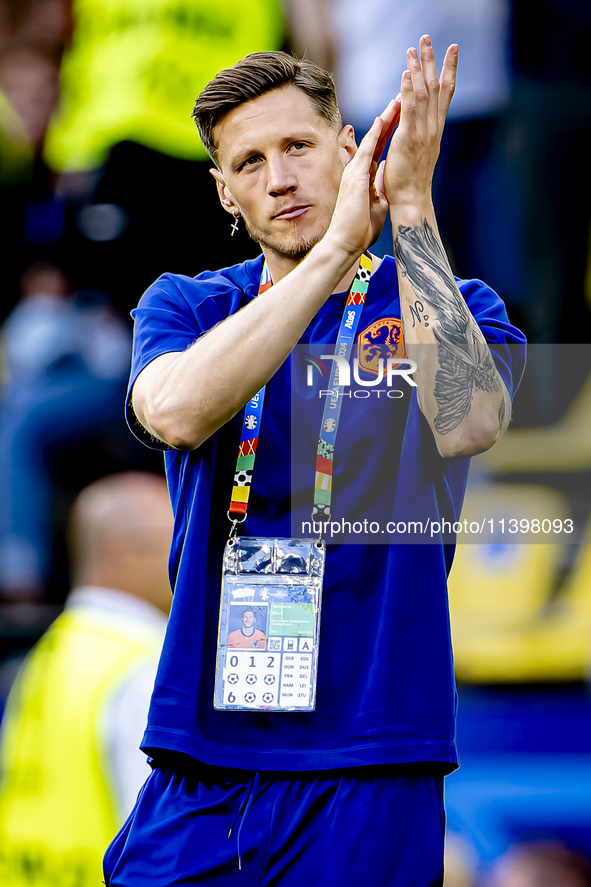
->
<box><xmin>381</xmin><ymin>36</ymin><xmax>458</xmax><ymax>211</ymax></box>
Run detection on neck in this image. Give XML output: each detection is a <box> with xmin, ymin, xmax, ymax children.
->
<box><xmin>262</xmin><ymin>246</ymin><xmax>360</xmax><ymax>294</ymax></box>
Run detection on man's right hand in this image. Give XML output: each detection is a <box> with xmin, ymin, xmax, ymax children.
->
<box><xmin>325</xmin><ymin>100</ymin><xmax>400</xmax><ymax>260</ymax></box>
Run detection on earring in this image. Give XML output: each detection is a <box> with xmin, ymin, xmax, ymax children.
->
<box><xmin>230</xmin><ymin>211</ymin><xmax>240</xmax><ymax>237</ymax></box>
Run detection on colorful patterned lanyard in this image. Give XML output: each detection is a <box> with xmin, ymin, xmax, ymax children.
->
<box><xmin>228</xmin><ymin>253</ymin><xmax>373</xmax><ymax>528</ymax></box>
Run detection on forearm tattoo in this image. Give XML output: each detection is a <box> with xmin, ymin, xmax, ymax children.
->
<box><xmin>394</xmin><ymin>218</ymin><xmax>504</xmax><ymax>435</ymax></box>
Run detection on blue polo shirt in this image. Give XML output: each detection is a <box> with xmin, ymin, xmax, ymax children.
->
<box><xmin>127</xmin><ymin>254</ymin><xmax>526</xmax><ymax>772</ymax></box>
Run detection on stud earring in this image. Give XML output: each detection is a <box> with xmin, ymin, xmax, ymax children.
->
<box><xmin>230</xmin><ymin>211</ymin><xmax>240</xmax><ymax>237</ymax></box>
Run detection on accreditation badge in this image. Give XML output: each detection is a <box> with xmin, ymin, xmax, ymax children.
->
<box><xmin>214</xmin><ymin>537</ymin><xmax>325</xmax><ymax>712</ymax></box>
<box><xmin>214</xmin><ymin>254</ymin><xmax>371</xmax><ymax>714</ymax></box>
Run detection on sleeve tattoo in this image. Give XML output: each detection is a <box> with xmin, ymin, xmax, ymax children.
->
<box><xmin>394</xmin><ymin>219</ymin><xmax>509</xmax><ymax>435</ymax></box>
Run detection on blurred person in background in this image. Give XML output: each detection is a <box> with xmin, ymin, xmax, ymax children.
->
<box><xmin>0</xmin><ymin>0</ymin><xmax>71</xmax><ymax>311</ymax></box>
<box><xmin>0</xmin><ymin>472</ymin><xmax>172</xmax><ymax>887</ymax></box>
<box><xmin>287</xmin><ymin>0</ymin><xmax>517</xmax><ymax>305</ymax></box>
<box><xmin>0</xmin><ymin>261</ymin><xmax>131</xmax><ymax>601</ymax></box>
<box><xmin>0</xmin><ymin>0</ymin><xmax>286</xmax><ymax>320</ymax></box>
<box><xmin>0</xmin><ymin>48</ymin><xmax>60</xmax><ymax>154</ymax></box>
<box><xmin>0</xmin><ymin>51</ymin><xmax>35</xmax><ymax>309</ymax></box>
<box><xmin>41</xmin><ymin>0</ymin><xmax>286</xmax><ymax>317</ymax></box>
<box><xmin>289</xmin><ymin>0</ymin><xmax>509</xmax><ymax>142</ymax></box>
<box><xmin>489</xmin><ymin>841</ymin><xmax>591</xmax><ymax>887</ymax></box>
<box><xmin>289</xmin><ymin>0</ymin><xmax>591</xmax><ymax>345</ymax></box>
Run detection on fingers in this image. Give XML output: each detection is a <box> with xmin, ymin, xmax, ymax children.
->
<box><xmin>398</xmin><ymin>65</ymin><xmax>414</xmax><ymax>131</ymax></box>
<box><xmin>353</xmin><ymin>115</ymin><xmax>386</xmax><ymax>171</ymax></box>
<box><xmin>419</xmin><ymin>35</ymin><xmax>440</xmax><ymax>129</ymax></box>
<box><xmin>400</xmin><ymin>37</ymin><xmax>458</xmax><ymax>131</ymax></box>
<box><xmin>375</xmin><ymin>97</ymin><xmax>401</xmax><ymax>160</ymax></box>
<box><xmin>375</xmin><ymin>160</ymin><xmax>386</xmax><ymax>199</ymax></box>
<box><xmin>369</xmin><ymin>159</ymin><xmax>389</xmax><ymax>241</ymax></box>
<box><xmin>406</xmin><ymin>45</ymin><xmax>428</xmax><ymax>130</ymax></box>
<box><xmin>419</xmin><ymin>35</ymin><xmax>439</xmax><ymax>91</ymax></box>
<box><xmin>439</xmin><ymin>44</ymin><xmax>458</xmax><ymax>122</ymax></box>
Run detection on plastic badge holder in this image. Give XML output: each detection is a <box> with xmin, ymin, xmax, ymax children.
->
<box><xmin>214</xmin><ymin>537</ymin><xmax>325</xmax><ymax>712</ymax></box>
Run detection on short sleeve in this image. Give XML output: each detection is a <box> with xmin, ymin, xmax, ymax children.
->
<box><xmin>125</xmin><ymin>261</ymin><xmax>262</xmax><ymax>449</ymax></box>
<box><xmin>125</xmin><ymin>276</ymin><xmax>205</xmax><ymax>450</ymax></box>
<box><xmin>459</xmin><ymin>277</ymin><xmax>527</xmax><ymax>400</ymax></box>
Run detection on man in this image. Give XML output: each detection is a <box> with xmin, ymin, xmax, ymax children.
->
<box><xmin>105</xmin><ymin>46</ymin><xmax>525</xmax><ymax>885</ymax></box>
<box><xmin>0</xmin><ymin>473</ymin><xmax>172</xmax><ymax>886</ymax></box>
<box><xmin>228</xmin><ymin>608</ymin><xmax>267</xmax><ymax>649</ymax></box>
<box><xmin>0</xmin><ymin>263</ymin><xmax>131</xmax><ymax>601</ymax></box>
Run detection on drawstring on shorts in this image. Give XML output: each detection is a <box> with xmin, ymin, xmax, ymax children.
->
<box><xmin>227</xmin><ymin>771</ymin><xmax>260</xmax><ymax>870</ymax></box>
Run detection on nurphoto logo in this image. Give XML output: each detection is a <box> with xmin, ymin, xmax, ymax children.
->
<box><xmin>305</xmin><ymin>354</ymin><xmax>418</xmax><ymax>404</ymax></box>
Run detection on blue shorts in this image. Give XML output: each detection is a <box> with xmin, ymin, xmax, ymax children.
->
<box><xmin>104</xmin><ymin>762</ymin><xmax>445</xmax><ymax>887</ymax></box>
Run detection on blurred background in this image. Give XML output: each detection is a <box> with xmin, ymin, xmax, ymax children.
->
<box><xmin>0</xmin><ymin>0</ymin><xmax>590</xmax><ymax>883</ymax></box>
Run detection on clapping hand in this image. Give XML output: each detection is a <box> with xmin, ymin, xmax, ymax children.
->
<box><xmin>378</xmin><ymin>36</ymin><xmax>458</xmax><ymax>212</ymax></box>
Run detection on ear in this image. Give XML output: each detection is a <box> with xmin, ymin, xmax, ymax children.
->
<box><xmin>209</xmin><ymin>168</ymin><xmax>238</xmax><ymax>216</ymax></box>
<box><xmin>337</xmin><ymin>124</ymin><xmax>357</xmax><ymax>164</ymax></box>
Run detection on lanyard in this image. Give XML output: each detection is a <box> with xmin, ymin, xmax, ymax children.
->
<box><xmin>228</xmin><ymin>253</ymin><xmax>373</xmax><ymax>528</ymax></box>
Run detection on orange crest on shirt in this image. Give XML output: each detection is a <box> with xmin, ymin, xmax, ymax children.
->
<box><xmin>357</xmin><ymin>317</ymin><xmax>406</xmax><ymax>376</ymax></box>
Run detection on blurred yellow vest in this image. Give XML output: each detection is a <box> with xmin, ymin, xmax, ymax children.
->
<box><xmin>44</xmin><ymin>0</ymin><xmax>284</xmax><ymax>171</ymax></box>
<box><xmin>0</xmin><ymin>604</ymin><xmax>163</xmax><ymax>886</ymax></box>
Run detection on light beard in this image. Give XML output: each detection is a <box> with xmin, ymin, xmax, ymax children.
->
<box><xmin>243</xmin><ymin>218</ymin><xmax>328</xmax><ymax>263</ymax></box>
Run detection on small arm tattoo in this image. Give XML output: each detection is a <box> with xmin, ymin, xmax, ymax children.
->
<box><xmin>394</xmin><ymin>218</ymin><xmax>502</xmax><ymax>435</ymax></box>
<box><xmin>409</xmin><ymin>299</ymin><xmax>430</xmax><ymax>329</ymax></box>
